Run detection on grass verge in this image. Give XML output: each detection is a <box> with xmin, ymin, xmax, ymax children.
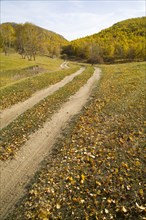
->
<box><xmin>6</xmin><ymin>62</ymin><xmax>145</xmax><ymax>220</ymax></box>
<box><xmin>0</xmin><ymin>67</ymin><xmax>94</xmax><ymax>161</ymax></box>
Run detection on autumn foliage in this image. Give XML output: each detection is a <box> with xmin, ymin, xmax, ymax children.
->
<box><xmin>7</xmin><ymin>62</ymin><xmax>145</xmax><ymax>219</ymax></box>
<box><xmin>62</xmin><ymin>17</ymin><xmax>146</xmax><ymax>64</ymax></box>
<box><xmin>0</xmin><ymin>22</ymin><xmax>68</xmax><ymax>59</ymax></box>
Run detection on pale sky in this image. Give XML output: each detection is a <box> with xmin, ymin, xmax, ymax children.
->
<box><xmin>1</xmin><ymin>0</ymin><xmax>145</xmax><ymax>41</ymax></box>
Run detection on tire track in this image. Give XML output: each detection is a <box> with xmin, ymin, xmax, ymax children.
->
<box><xmin>0</xmin><ymin>68</ymin><xmax>101</xmax><ymax>220</ymax></box>
<box><xmin>1</xmin><ymin>67</ymin><xmax>85</xmax><ymax>129</ymax></box>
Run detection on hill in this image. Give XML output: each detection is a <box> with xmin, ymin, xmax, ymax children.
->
<box><xmin>62</xmin><ymin>17</ymin><xmax>146</xmax><ymax>63</ymax></box>
<box><xmin>0</xmin><ymin>22</ymin><xmax>68</xmax><ymax>60</ymax></box>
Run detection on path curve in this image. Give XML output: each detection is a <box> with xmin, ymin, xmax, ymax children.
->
<box><xmin>60</xmin><ymin>61</ymin><xmax>69</xmax><ymax>69</ymax></box>
<box><xmin>0</xmin><ymin>67</ymin><xmax>85</xmax><ymax>129</ymax></box>
<box><xmin>0</xmin><ymin>68</ymin><xmax>101</xmax><ymax>220</ymax></box>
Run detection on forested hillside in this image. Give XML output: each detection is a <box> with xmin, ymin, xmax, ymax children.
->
<box><xmin>0</xmin><ymin>22</ymin><xmax>68</xmax><ymax>60</ymax></box>
<box><xmin>1</xmin><ymin>17</ymin><xmax>146</xmax><ymax>63</ymax></box>
<box><xmin>62</xmin><ymin>17</ymin><xmax>146</xmax><ymax>63</ymax></box>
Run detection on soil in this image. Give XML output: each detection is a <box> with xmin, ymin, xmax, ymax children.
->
<box><xmin>0</xmin><ymin>68</ymin><xmax>101</xmax><ymax>220</ymax></box>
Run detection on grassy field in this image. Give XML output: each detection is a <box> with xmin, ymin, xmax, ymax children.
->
<box><xmin>1</xmin><ymin>53</ymin><xmax>38</xmax><ymax>71</ymax></box>
<box><xmin>0</xmin><ymin>53</ymin><xmax>69</xmax><ymax>87</ymax></box>
<box><xmin>6</xmin><ymin>62</ymin><xmax>145</xmax><ymax>220</ymax></box>
<box><xmin>0</xmin><ymin>67</ymin><xmax>94</xmax><ymax>160</ymax></box>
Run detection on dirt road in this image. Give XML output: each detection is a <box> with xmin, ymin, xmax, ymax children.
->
<box><xmin>0</xmin><ymin>68</ymin><xmax>101</xmax><ymax>220</ymax></box>
<box><xmin>0</xmin><ymin>68</ymin><xmax>85</xmax><ymax>129</ymax></box>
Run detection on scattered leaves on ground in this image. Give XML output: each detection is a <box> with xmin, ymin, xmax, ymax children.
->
<box><xmin>0</xmin><ymin>66</ymin><xmax>79</xmax><ymax>109</ymax></box>
<box><xmin>6</xmin><ymin>62</ymin><xmax>146</xmax><ymax>219</ymax></box>
<box><xmin>0</xmin><ymin>67</ymin><xmax>94</xmax><ymax>160</ymax></box>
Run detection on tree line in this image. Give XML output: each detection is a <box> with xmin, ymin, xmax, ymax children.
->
<box><xmin>0</xmin><ymin>17</ymin><xmax>145</xmax><ymax>63</ymax></box>
<box><xmin>0</xmin><ymin>22</ymin><xmax>68</xmax><ymax>60</ymax></box>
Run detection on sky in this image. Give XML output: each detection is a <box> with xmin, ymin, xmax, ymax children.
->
<box><xmin>1</xmin><ymin>0</ymin><xmax>145</xmax><ymax>41</ymax></box>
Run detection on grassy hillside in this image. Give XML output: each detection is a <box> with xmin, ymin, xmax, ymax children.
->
<box><xmin>7</xmin><ymin>61</ymin><xmax>145</xmax><ymax>219</ymax></box>
<box><xmin>62</xmin><ymin>17</ymin><xmax>146</xmax><ymax>63</ymax></box>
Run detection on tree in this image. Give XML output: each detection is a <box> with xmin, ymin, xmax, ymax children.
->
<box><xmin>15</xmin><ymin>24</ymin><xmax>26</xmax><ymax>58</ymax></box>
<box><xmin>52</xmin><ymin>46</ymin><xmax>61</xmax><ymax>58</ymax></box>
<box><xmin>22</xmin><ymin>23</ymin><xmax>42</xmax><ymax>60</ymax></box>
<box><xmin>15</xmin><ymin>23</ymin><xmax>43</xmax><ymax>60</ymax></box>
<box><xmin>61</xmin><ymin>53</ymin><xmax>68</xmax><ymax>61</ymax></box>
<box><xmin>0</xmin><ymin>23</ymin><xmax>16</xmax><ymax>55</ymax></box>
<box><xmin>87</xmin><ymin>43</ymin><xmax>103</xmax><ymax>64</ymax></box>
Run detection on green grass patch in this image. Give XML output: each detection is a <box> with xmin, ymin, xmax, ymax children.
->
<box><xmin>0</xmin><ymin>67</ymin><xmax>94</xmax><ymax>160</ymax></box>
<box><xmin>6</xmin><ymin>62</ymin><xmax>145</xmax><ymax>220</ymax></box>
<box><xmin>0</xmin><ymin>53</ymin><xmax>64</xmax><ymax>71</ymax></box>
<box><xmin>0</xmin><ymin>66</ymin><xmax>79</xmax><ymax>110</ymax></box>
<box><xmin>0</xmin><ymin>53</ymin><xmax>37</xmax><ymax>71</ymax></box>
<box><xmin>0</xmin><ymin>53</ymin><xmax>70</xmax><ymax>87</ymax></box>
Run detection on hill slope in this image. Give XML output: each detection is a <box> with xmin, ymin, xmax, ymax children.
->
<box><xmin>62</xmin><ymin>17</ymin><xmax>146</xmax><ymax>63</ymax></box>
<box><xmin>0</xmin><ymin>22</ymin><xmax>68</xmax><ymax>59</ymax></box>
